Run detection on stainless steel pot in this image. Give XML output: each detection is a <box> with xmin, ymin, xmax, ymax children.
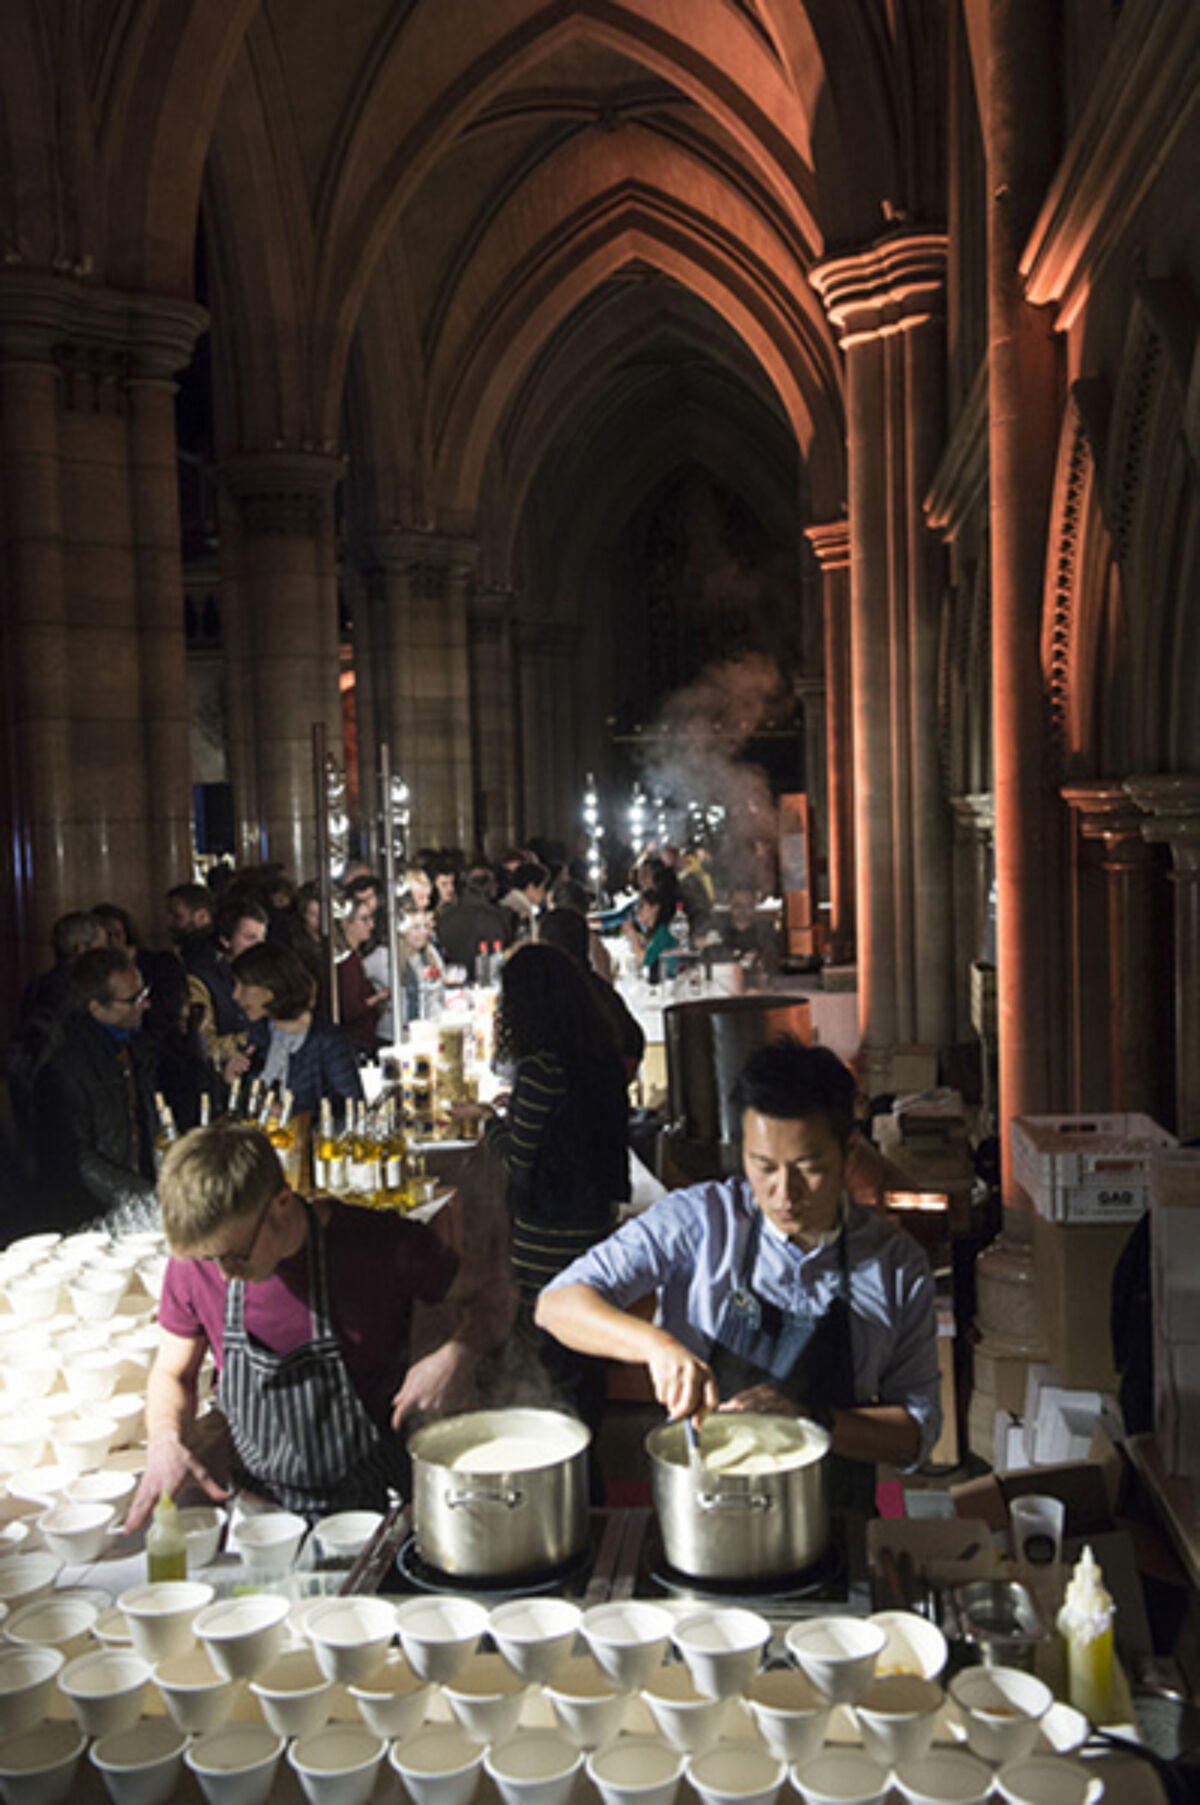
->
<box><xmin>409</xmin><ymin>1407</ymin><xmax>591</xmax><ymax>1578</ymax></box>
<box><xmin>646</xmin><ymin>1414</ymin><xmax>831</xmax><ymax>1581</ymax></box>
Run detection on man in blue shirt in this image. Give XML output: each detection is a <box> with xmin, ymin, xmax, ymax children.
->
<box><xmin>536</xmin><ymin>1037</ymin><xmax>940</xmax><ymax>1508</ymax></box>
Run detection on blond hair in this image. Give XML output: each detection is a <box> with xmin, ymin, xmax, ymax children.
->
<box><xmin>159</xmin><ymin>1122</ymin><xmax>283</xmax><ymax>1253</ymax></box>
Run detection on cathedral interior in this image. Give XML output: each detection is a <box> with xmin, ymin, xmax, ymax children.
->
<box><xmin>0</xmin><ymin>0</ymin><xmax>1198</xmax><ymax>1182</ymax></box>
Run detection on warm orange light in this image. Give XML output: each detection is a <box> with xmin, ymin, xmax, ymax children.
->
<box><xmin>884</xmin><ymin>1190</ymin><xmax>950</xmax><ymax>1213</ymax></box>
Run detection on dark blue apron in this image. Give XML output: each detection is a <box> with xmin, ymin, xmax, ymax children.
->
<box><xmin>708</xmin><ymin>1205</ymin><xmax>876</xmax><ymax>1516</ymax></box>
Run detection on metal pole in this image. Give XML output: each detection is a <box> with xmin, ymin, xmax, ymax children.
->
<box><xmin>380</xmin><ymin>742</ymin><xmax>402</xmax><ymax>1051</ymax></box>
<box><xmin>312</xmin><ymin>721</ymin><xmax>339</xmax><ymax>1023</ymax></box>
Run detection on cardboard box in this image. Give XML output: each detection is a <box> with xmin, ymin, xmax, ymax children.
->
<box><xmin>1012</xmin><ymin>1112</ymin><xmax>1176</xmax><ymax>1223</ymax></box>
<box><xmin>952</xmin><ymin>1445</ymin><xmax>1122</xmax><ymax>1538</ymax></box>
<box><xmin>1033</xmin><ymin>1212</ymin><xmax>1136</xmax><ymax>1390</ymax></box>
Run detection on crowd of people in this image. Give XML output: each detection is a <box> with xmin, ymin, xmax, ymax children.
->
<box><xmin>2</xmin><ymin>839</ymin><xmax>939</xmax><ymax>1524</ymax></box>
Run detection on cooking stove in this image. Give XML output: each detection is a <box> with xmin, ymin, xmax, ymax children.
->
<box><xmin>356</xmin><ymin>1505</ymin><xmax>870</xmax><ymax>1627</ymax></box>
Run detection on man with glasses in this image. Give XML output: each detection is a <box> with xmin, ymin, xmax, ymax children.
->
<box><xmin>29</xmin><ymin>946</ymin><xmax>167</xmax><ymax>1232</ymax></box>
<box><xmin>126</xmin><ymin>1121</ymin><xmax>514</xmax><ymax>1524</ymax></box>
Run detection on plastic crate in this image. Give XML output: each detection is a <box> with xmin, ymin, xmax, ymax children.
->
<box><xmin>1010</xmin><ymin>1112</ymin><xmax>1177</xmax><ymax>1223</ymax></box>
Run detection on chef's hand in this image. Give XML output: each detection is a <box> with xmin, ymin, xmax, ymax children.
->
<box><xmin>647</xmin><ymin>1339</ymin><xmax>719</xmax><ymax>1423</ymax></box>
<box><xmin>390</xmin><ymin>1342</ymin><xmax>476</xmax><ymax>1430</ymax></box>
<box><xmin>124</xmin><ymin>1435</ymin><xmax>230</xmax><ymax>1533</ymax></box>
<box><xmin>720</xmin><ymin>1384</ymin><xmax>802</xmax><ymax>1417</ymax></box>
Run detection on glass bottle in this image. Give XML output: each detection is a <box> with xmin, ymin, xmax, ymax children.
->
<box><xmin>146</xmin><ymin>1493</ymin><xmax>187</xmax><ymax>1582</ymax></box>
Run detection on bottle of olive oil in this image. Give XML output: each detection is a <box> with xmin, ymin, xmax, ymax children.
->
<box><xmin>146</xmin><ymin>1493</ymin><xmax>187</xmax><ymax>1581</ymax></box>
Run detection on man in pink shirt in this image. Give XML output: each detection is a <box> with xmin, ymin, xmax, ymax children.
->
<box><xmin>127</xmin><ymin>1121</ymin><xmax>513</xmax><ymax>1524</ymax></box>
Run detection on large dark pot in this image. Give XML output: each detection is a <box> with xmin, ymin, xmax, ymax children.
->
<box><xmin>409</xmin><ymin>1407</ymin><xmax>590</xmax><ymax>1578</ymax></box>
<box><xmin>646</xmin><ymin>1413</ymin><xmax>830</xmax><ymax>1581</ymax></box>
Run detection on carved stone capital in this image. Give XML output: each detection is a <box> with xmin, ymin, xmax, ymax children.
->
<box><xmin>218</xmin><ymin>451</ymin><xmax>343</xmax><ymax>538</ymax></box>
<box><xmin>1125</xmin><ymin>773</ymin><xmax>1200</xmax><ymax>871</ymax></box>
<box><xmin>804</xmin><ymin>519</ymin><xmax>850</xmax><ymax>572</ymax></box>
<box><xmin>0</xmin><ymin>272</ymin><xmax>208</xmax><ymax>397</ymax></box>
<box><xmin>810</xmin><ymin>231</ymin><xmax>948</xmax><ymax>348</ymax></box>
<box><xmin>949</xmin><ymin>791</ymin><xmax>995</xmax><ymax>839</ymax></box>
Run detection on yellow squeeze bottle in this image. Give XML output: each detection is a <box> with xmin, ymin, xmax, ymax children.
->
<box><xmin>1057</xmin><ymin>1543</ymin><xmax>1114</xmax><ymax>1723</ymax></box>
<box><xmin>146</xmin><ymin>1493</ymin><xmax>188</xmax><ymax>1582</ymax></box>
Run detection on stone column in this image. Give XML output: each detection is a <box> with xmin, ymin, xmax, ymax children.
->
<box><xmin>218</xmin><ymin>452</ymin><xmax>344</xmax><ymax>878</ymax></box>
<box><xmin>1062</xmin><ymin>783</ymin><xmax>1163</xmax><ymax>1115</ymax></box>
<box><xmin>515</xmin><ymin>620</ymin><xmax>579</xmax><ymax>842</ymax></box>
<box><xmin>469</xmin><ymin>585</ymin><xmax>519</xmax><ymax>859</ymax></box>
<box><xmin>985</xmin><ymin>1</ymin><xmax>1068</xmax><ymax>1202</ymax></box>
<box><xmin>0</xmin><ymin>275</ymin><xmax>204</xmax><ymax>1018</ymax></box>
<box><xmin>1125</xmin><ymin>774</ymin><xmax>1200</xmax><ymax>1139</ymax></box>
<box><xmin>803</xmin><ymin>520</ymin><xmax>855</xmax><ymax>965</ymax></box>
<box><xmin>810</xmin><ymin>234</ymin><xmax>955</xmax><ymax>1086</ymax></box>
<box><xmin>950</xmin><ymin>792</ymin><xmax>995</xmax><ymax>1044</ymax></box>
<box><xmin>344</xmin><ymin>557</ymin><xmax>381</xmax><ymax>867</ymax></box>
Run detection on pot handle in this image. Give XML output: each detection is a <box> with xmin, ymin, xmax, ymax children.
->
<box><xmin>697</xmin><ymin>1490</ymin><xmax>773</xmax><ymax>1513</ymax></box>
<box><xmin>445</xmin><ymin>1486</ymin><xmax>525</xmax><ymax>1510</ymax></box>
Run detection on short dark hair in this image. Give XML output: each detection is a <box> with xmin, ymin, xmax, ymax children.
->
<box><xmin>51</xmin><ymin>911</ymin><xmax>103</xmax><ymax>965</ymax></box>
<box><xmin>550</xmin><ymin>878</ymin><xmax>591</xmax><ymax>915</ymax></box>
<box><xmin>71</xmin><ymin>946</ymin><xmax>136</xmax><ymax>1008</ymax></box>
<box><xmin>731</xmin><ymin>1037</ymin><xmax>857</xmax><ymax>1148</ymax></box>
<box><xmin>214</xmin><ymin>890</ymin><xmax>269</xmax><ymax>945</ymax></box>
<box><xmin>166</xmin><ymin>882</ymin><xmax>214</xmax><ymax>914</ymax></box>
<box><xmin>537</xmin><ymin>907</ymin><xmax>589</xmax><ymax>966</ymax></box>
<box><xmin>231</xmin><ymin>942</ymin><xmax>316</xmax><ymax>1020</ymax></box>
<box><xmin>513</xmin><ymin>861</ymin><xmax>549</xmax><ymax>892</ymax></box>
<box><xmin>92</xmin><ymin>903</ymin><xmax>142</xmax><ymax>949</ymax></box>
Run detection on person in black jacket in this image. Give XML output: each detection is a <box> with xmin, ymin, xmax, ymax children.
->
<box><xmin>226</xmin><ymin>941</ymin><xmax>362</xmax><ymax>1118</ymax></box>
<box><xmin>30</xmin><ymin>947</ymin><xmax>163</xmax><ymax>1232</ymax></box>
<box><xmin>435</xmin><ymin>866</ymin><xmax>508</xmax><ymax>979</ymax></box>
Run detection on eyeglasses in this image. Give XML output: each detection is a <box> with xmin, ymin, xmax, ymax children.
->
<box><xmin>202</xmin><ymin>1191</ymin><xmax>277</xmax><ymax>1273</ymax></box>
<box><xmin>108</xmin><ymin>983</ymin><xmax>150</xmax><ymax>1008</ymax></box>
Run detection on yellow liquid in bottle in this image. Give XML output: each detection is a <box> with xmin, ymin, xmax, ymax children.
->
<box><xmin>147</xmin><ymin>1542</ymin><xmax>188</xmax><ymax>1583</ymax></box>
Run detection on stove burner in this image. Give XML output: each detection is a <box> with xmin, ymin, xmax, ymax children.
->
<box><xmin>394</xmin><ymin>1533</ymin><xmax>592</xmax><ymax>1601</ymax></box>
<box><xmin>647</xmin><ymin>1539</ymin><xmax>846</xmax><ymax>1606</ymax></box>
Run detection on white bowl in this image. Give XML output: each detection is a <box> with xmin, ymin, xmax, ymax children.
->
<box><xmin>1</xmin><ymin>1357</ymin><xmax>59</xmax><ymax>1406</ymax></box>
<box><xmin>0</xmin><ymin>1646</ymin><xmax>65</xmax><ymax>1736</ymax></box>
<box><xmin>641</xmin><ymin>1662</ymin><xmax>731</xmax><ymax>1752</ymax></box>
<box><xmin>0</xmin><ymin>1718</ymin><xmax>85</xmax><ymax>1805</ymax></box>
<box><xmin>948</xmin><ymin>1665</ymin><xmax>1055</xmax><ymax>1765</ymax></box>
<box><xmin>0</xmin><ymin>1555</ymin><xmax>63</xmax><ymax>1610</ymax></box>
<box><xmin>60</xmin><ymin>1350</ymin><xmax>124</xmax><ymax>1404</ymax></box>
<box><xmin>388</xmin><ymin>1724</ymin><xmax>484</xmax><ymax>1805</ymax></box>
<box><xmin>230</xmin><ymin>1510</ymin><xmax>306</xmax><ymax>1576</ymax></box>
<box><xmin>178</xmin><ymin>1506</ymin><xmax>227</xmax><ymax>1569</ymax></box>
<box><xmin>101</xmin><ymin>1394</ymin><xmax>145</xmax><ymax>1450</ymax></box>
<box><xmin>305</xmin><ymin>1595</ymin><xmax>396</xmax><ymax>1685</ymax></box>
<box><xmin>134</xmin><ymin>1259</ymin><xmax>168</xmax><ymax>1303</ymax></box>
<box><xmin>312</xmin><ymin>1510</ymin><xmax>383</xmax><ymax>1562</ymax></box>
<box><xmin>249</xmin><ymin>1648</ymin><xmax>335</xmax><ymax>1738</ymax></box>
<box><xmin>442</xmin><ymin>1652</ymin><xmax>527</xmax><ymax>1744</ymax></box>
<box><xmin>484</xmin><ymin>1729</ymin><xmax>582</xmax><ymax>1805</ymax></box>
<box><xmin>581</xmin><ymin>1599</ymin><xmax>674</xmax><ymax>1689</ymax></box>
<box><xmin>6</xmin><ymin>1471</ymin><xmax>72</xmax><ymax>1512</ymax></box>
<box><xmin>488</xmin><ymin>1597</ymin><xmax>582</xmax><ymax>1684</ymax></box>
<box><xmin>57</xmin><ymin>1647</ymin><xmax>150</xmax><ymax>1738</ymax></box>
<box><xmin>185</xmin><ymin>1723</ymin><xmax>285</xmax><ymax>1805</ymax></box>
<box><xmin>0</xmin><ymin>1415</ymin><xmax>49</xmax><ymax>1470</ymax></box>
<box><xmin>4</xmin><ymin>1593</ymin><xmax>100</xmax><ymax>1662</ymax></box>
<box><xmin>869</xmin><ymin>1610</ymin><xmax>949</xmax><ymax>1682</ymax></box>
<box><xmin>194</xmin><ymin>1593</ymin><xmax>290</xmax><ymax>1681</ymax></box>
<box><xmin>89</xmin><ymin>1718</ymin><xmax>187</xmax><ymax>1805</ymax></box>
<box><xmin>687</xmin><ymin>1743</ymin><xmax>786</xmax><ymax>1805</ymax></box>
<box><xmin>117</xmin><ymin>1580</ymin><xmax>215</xmax><ymax>1663</ymax></box>
<box><xmin>586</xmin><ymin>1734</ymin><xmax>686</xmax><ymax>1805</ymax></box>
<box><xmin>287</xmin><ymin>1723</ymin><xmax>386</xmax><ymax>1805</ymax></box>
<box><xmin>853</xmin><ymin>1674</ymin><xmax>945</xmax><ymax>1767</ymax></box>
<box><xmin>792</xmin><ymin>1748</ymin><xmax>892</xmax><ymax>1805</ymax></box>
<box><xmin>49</xmin><ymin>1417</ymin><xmax>118</xmax><ymax>1476</ymax></box>
<box><xmin>65</xmin><ymin>1470</ymin><xmax>136</xmax><ymax>1513</ymax></box>
<box><xmin>93</xmin><ymin>1608</ymin><xmax>135</xmax><ymax>1651</ymax></box>
<box><xmin>745</xmin><ymin>1667</ymin><xmax>833</xmax><ymax>1764</ymax></box>
<box><xmin>544</xmin><ymin>1654</ymin><xmax>630</xmax><ymax>1749</ymax></box>
<box><xmin>785</xmin><ymin>1616</ymin><xmax>888</xmax><ymax>1705</ymax></box>
<box><xmin>393</xmin><ymin>1595</ymin><xmax>488</xmax><ymax>1685</ymax></box>
<box><xmin>6</xmin><ymin>1236</ymin><xmax>63</xmax><ymax>1265</ymax></box>
<box><xmin>671</xmin><ymin>1606</ymin><xmax>771</xmax><ymax>1699</ymax></box>
<box><xmin>993</xmin><ymin>1754</ymin><xmax>1103</xmax><ymax>1805</ymax></box>
<box><xmin>346</xmin><ymin>1648</ymin><xmax>431</xmax><ymax>1739</ymax></box>
<box><xmin>66</xmin><ymin>1271</ymin><xmax>128</xmax><ymax>1323</ymax></box>
<box><xmin>8</xmin><ymin>1276</ymin><xmax>63</xmax><ymax>1324</ymax></box>
<box><xmin>153</xmin><ymin>1644</ymin><xmax>241</xmax><ymax>1734</ymax></box>
<box><xmin>892</xmin><ymin>1749</ymin><xmax>995</xmax><ymax>1805</ymax></box>
<box><xmin>36</xmin><ymin>1500</ymin><xmax>117</xmax><ymax>1563</ymax></box>
<box><xmin>49</xmin><ymin>1327</ymin><xmax>108</xmax><ymax>1360</ymax></box>
<box><xmin>0</xmin><ymin>1526</ymin><xmax>30</xmax><ymax>1558</ymax></box>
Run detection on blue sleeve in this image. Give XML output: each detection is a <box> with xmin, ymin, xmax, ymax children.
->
<box><xmin>541</xmin><ymin>1185</ymin><xmax>711</xmax><ymax>1308</ymax></box>
<box><xmin>877</xmin><ymin>1240</ymin><xmax>943</xmax><ymax>1468</ymax></box>
<box><xmin>320</xmin><ymin>1026</ymin><xmax>363</xmax><ymax>1104</ymax></box>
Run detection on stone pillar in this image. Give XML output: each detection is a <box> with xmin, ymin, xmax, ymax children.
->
<box><xmin>810</xmin><ymin>234</ymin><xmax>955</xmax><ymax>1086</ymax></box>
<box><xmin>344</xmin><ymin>557</ymin><xmax>381</xmax><ymax>867</ymax></box>
<box><xmin>218</xmin><ymin>452</ymin><xmax>344</xmax><ymax>878</ymax></box>
<box><xmin>516</xmin><ymin>620</ymin><xmax>578</xmax><ymax>842</ymax></box>
<box><xmin>950</xmin><ymin>792</ymin><xmax>995</xmax><ymax>1043</ymax></box>
<box><xmin>1062</xmin><ymin>783</ymin><xmax>1163</xmax><ymax>1115</ymax></box>
<box><xmin>803</xmin><ymin>520</ymin><xmax>855</xmax><ymax>965</ymax></box>
<box><xmin>985</xmin><ymin>1</ymin><xmax>1068</xmax><ymax>1203</ymax></box>
<box><xmin>0</xmin><ymin>274</ymin><xmax>204</xmax><ymax>1018</ymax></box>
<box><xmin>469</xmin><ymin>585</ymin><xmax>519</xmax><ymax>859</ymax></box>
<box><xmin>1125</xmin><ymin>774</ymin><xmax>1200</xmax><ymax>1139</ymax></box>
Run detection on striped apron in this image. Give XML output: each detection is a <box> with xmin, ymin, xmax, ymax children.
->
<box><xmin>216</xmin><ymin>1203</ymin><xmax>408</xmax><ymax>1517</ymax></box>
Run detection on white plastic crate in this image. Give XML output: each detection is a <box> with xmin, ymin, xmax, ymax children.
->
<box><xmin>1011</xmin><ymin>1112</ymin><xmax>1177</xmax><ymax>1223</ymax></box>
